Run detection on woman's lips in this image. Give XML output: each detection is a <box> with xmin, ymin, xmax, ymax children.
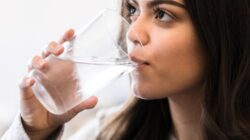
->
<box><xmin>135</xmin><ymin>64</ymin><xmax>148</xmax><ymax>73</ymax></box>
<box><xmin>130</xmin><ymin>56</ymin><xmax>150</xmax><ymax>70</ymax></box>
<box><xmin>137</xmin><ymin>62</ymin><xmax>150</xmax><ymax>67</ymax></box>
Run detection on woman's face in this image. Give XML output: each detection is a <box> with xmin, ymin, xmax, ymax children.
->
<box><xmin>126</xmin><ymin>0</ymin><xmax>207</xmax><ymax>99</ymax></box>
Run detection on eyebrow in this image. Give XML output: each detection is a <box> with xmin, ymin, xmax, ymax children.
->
<box><xmin>149</xmin><ymin>0</ymin><xmax>186</xmax><ymax>9</ymax></box>
<box><xmin>130</xmin><ymin>0</ymin><xmax>186</xmax><ymax>9</ymax></box>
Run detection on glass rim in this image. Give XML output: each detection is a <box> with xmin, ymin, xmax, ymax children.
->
<box><xmin>61</xmin><ymin>8</ymin><xmax>142</xmax><ymax>65</ymax></box>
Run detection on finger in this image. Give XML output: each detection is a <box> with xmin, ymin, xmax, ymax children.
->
<box><xmin>41</xmin><ymin>29</ymin><xmax>74</xmax><ymax>58</ymax></box>
<box><xmin>41</xmin><ymin>44</ymin><xmax>50</xmax><ymax>58</ymax></box>
<box><xmin>42</xmin><ymin>42</ymin><xmax>64</xmax><ymax>58</ymax></box>
<box><xmin>19</xmin><ymin>76</ymin><xmax>36</xmax><ymax>100</ymax></box>
<box><xmin>58</xmin><ymin>28</ymin><xmax>75</xmax><ymax>44</ymax></box>
<box><xmin>71</xmin><ymin>96</ymin><xmax>98</xmax><ymax>115</ymax></box>
<box><xmin>27</xmin><ymin>56</ymin><xmax>46</xmax><ymax>72</ymax></box>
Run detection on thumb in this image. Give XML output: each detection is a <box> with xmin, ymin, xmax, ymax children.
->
<box><xmin>19</xmin><ymin>76</ymin><xmax>36</xmax><ymax>100</ymax></box>
<box><xmin>71</xmin><ymin>96</ymin><xmax>98</xmax><ymax>115</ymax></box>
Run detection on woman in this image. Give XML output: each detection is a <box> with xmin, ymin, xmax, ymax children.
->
<box><xmin>2</xmin><ymin>0</ymin><xmax>250</xmax><ymax>140</ymax></box>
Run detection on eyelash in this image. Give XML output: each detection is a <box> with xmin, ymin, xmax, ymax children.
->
<box><xmin>125</xmin><ymin>3</ymin><xmax>138</xmax><ymax>20</ymax></box>
<box><xmin>125</xmin><ymin>3</ymin><xmax>176</xmax><ymax>25</ymax></box>
<box><xmin>153</xmin><ymin>6</ymin><xmax>176</xmax><ymax>24</ymax></box>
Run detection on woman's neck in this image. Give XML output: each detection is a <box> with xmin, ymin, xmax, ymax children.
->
<box><xmin>168</xmin><ymin>88</ymin><xmax>203</xmax><ymax>140</ymax></box>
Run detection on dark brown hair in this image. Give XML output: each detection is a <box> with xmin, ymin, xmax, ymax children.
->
<box><xmin>97</xmin><ymin>0</ymin><xmax>250</xmax><ymax>139</ymax></box>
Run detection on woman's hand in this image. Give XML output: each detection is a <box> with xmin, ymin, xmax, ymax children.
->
<box><xmin>19</xmin><ymin>29</ymin><xmax>98</xmax><ymax>139</ymax></box>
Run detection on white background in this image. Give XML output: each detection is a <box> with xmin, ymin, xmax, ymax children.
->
<box><xmin>0</xmin><ymin>0</ymin><xmax>124</xmax><ymax>137</ymax></box>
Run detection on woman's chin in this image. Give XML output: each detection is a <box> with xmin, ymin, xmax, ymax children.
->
<box><xmin>132</xmin><ymin>81</ymin><xmax>173</xmax><ymax>100</ymax></box>
<box><xmin>132</xmin><ymin>85</ymin><xmax>162</xmax><ymax>100</ymax></box>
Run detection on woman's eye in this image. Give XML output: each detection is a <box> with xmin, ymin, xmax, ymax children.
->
<box><xmin>126</xmin><ymin>3</ymin><xmax>138</xmax><ymax>17</ymax></box>
<box><xmin>154</xmin><ymin>9</ymin><xmax>174</xmax><ymax>23</ymax></box>
<box><xmin>128</xmin><ymin>5</ymin><xmax>136</xmax><ymax>15</ymax></box>
<box><xmin>125</xmin><ymin>3</ymin><xmax>139</xmax><ymax>22</ymax></box>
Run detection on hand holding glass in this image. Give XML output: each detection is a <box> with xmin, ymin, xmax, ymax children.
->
<box><xmin>30</xmin><ymin>9</ymin><xmax>141</xmax><ymax>114</ymax></box>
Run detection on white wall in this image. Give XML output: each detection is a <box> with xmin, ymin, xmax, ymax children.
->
<box><xmin>0</xmin><ymin>0</ymin><xmax>123</xmax><ymax>137</ymax></box>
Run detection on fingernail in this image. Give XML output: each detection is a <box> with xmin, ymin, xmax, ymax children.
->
<box><xmin>56</xmin><ymin>47</ymin><xmax>62</xmax><ymax>53</ymax></box>
<box><xmin>37</xmin><ymin>59</ymin><xmax>45</xmax><ymax>68</ymax></box>
<box><xmin>26</xmin><ymin>78</ymin><xmax>33</xmax><ymax>86</ymax></box>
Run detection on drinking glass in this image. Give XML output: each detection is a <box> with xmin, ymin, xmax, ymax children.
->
<box><xmin>30</xmin><ymin>8</ymin><xmax>141</xmax><ymax>114</ymax></box>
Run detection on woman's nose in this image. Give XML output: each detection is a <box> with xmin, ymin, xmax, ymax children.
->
<box><xmin>127</xmin><ymin>17</ymin><xmax>150</xmax><ymax>47</ymax></box>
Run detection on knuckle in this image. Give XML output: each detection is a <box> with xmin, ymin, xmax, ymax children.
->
<box><xmin>18</xmin><ymin>76</ymin><xmax>29</xmax><ymax>89</ymax></box>
<box><xmin>32</xmin><ymin>56</ymin><xmax>41</xmax><ymax>65</ymax></box>
<box><xmin>27</xmin><ymin>56</ymin><xmax>40</xmax><ymax>70</ymax></box>
<box><xmin>48</xmin><ymin>41</ymin><xmax>58</xmax><ymax>52</ymax></box>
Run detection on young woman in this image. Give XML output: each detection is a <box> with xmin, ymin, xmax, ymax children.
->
<box><xmin>2</xmin><ymin>0</ymin><xmax>250</xmax><ymax>140</ymax></box>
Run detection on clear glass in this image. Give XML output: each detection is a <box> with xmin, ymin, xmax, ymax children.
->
<box><xmin>30</xmin><ymin>8</ymin><xmax>141</xmax><ymax>115</ymax></box>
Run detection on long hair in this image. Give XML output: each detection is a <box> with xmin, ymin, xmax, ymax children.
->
<box><xmin>97</xmin><ymin>0</ymin><xmax>250</xmax><ymax>139</ymax></box>
<box><xmin>185</xmin><ymin>0</ymin><xmax>250</xmax><ymax>139</ymax></box>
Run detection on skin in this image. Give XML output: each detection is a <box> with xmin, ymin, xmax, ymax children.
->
<box><xmin>20</xmin><ymin>29</ymin><xmax>98</xmax><ymax>139</ymax></box>
<box><xmin>20</xmin><ymin>0</ymin><xmax>206</xmax><ymax>139</ymax></box>
<box><xmin>127</xmin><ymin>0</ymin><xmax>207</xmax><ymax>139</ymax></box>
